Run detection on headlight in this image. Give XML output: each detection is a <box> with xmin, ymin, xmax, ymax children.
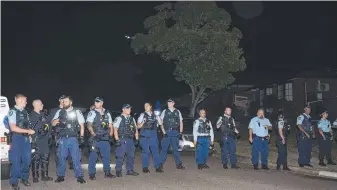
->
<box><xmin>154</xmin><ymin>110</ymin><xmax>161</xmax><ymax>116</ymax></box>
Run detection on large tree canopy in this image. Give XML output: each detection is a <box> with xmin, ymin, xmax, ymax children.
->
<box><xmin>131</xmin><ymin>2</ymin><xmax>246</xmax><ymax>117</ymax></box>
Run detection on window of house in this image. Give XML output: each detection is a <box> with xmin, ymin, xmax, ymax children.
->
<box><xmin>278</xmin><ymin>85</ymin><xmax>284</xmax><ymax>99</ymax></box>
<box><xmin>285</xmin><ymin>83</ymin><xmax>293</xmax><ymax>101</ymax></box>
<box><xmin>260</xmin><ymin>89</ymin><xmax>264</xmax><ymax>106</ymax></box>
<box><xmin>266</xmin><ymin>87</ymin><xmax>273</xmax><ymax>95</ymax></box>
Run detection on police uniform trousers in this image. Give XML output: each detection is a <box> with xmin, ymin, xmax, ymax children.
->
<box><xmin>159</xmin><ymin>130</ymin><xmax>182</xmax><ymax>165</ymax></box>
<box><xmin>9</xmin><ymin>134</ymin><xmax>31</xmax><ymax>185</ymax></box>
<box><xmin>251</xmin><ymin>135</ymin><xmax>269</xmax><ymax>166</ymax></box>
<box><xmin>115</xmin><ymin>138</ymin><xmax>135</xmax><ymax>172</ymax></box>
<box><xmin>140</xmin><ymin>129</ymin><xmax>160</xmax><ymax>169</ymax></box>
<box><xmin>276</xmin><ymin>137</ymin><xmax>288</xmax><ymax>166</ymax></box>
<box><xmin>32</xmin><ymin>136</ymin><xmax>50</xmax><ymax>175</ymax></box>
<box><xmin>88</xmin><ymin>138</ymin><xmax>111</xmax><ymax>175</ymax></box>
<box><xmin>196</xmin><ymin>136</ymin><xmax>210</xmax><ymax>165</ymax></box>
<box><xmin>319</xmin><ymin>133</ymin><xmax>332</xmax><ymax>161</ymax></box>
<box><xmin>297</xmin><ymin>133</ymin><xmax>312</xmax><ymax>165</ymax></box>
<box><xmin>221</xmin><ymin>135</ymin><xmax>237</xmax><ymax>166</ymax></box>
<box><xmin>57</xmin><ymin>137</ymin><xmax>83</xmax><ymax>177</ymax></box>
<box><xmin>54</xmin><ymin>135</ymin><xmax>73</xmax><ymax>168</ymax></box>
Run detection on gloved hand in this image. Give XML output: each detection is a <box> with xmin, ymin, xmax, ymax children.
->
<box><xmin>79</xmin><ymin>136</ymin><xmax>85</xmax><ymax>145</ymax></box>
<box><xmin>115</xmin><ymin>140</ymin><xmax>121</xmax><ymax>147</ymax></box>
<box><xmin>163</xmin><ymin>133</ymin><xmax>168</xmax><ymax>138</ymax></box>
<box><xmin>179</xmin><ymin>133</ymin><xmax>183</xmax><ymax>140</ymax></box>
<box><xmin>134</xmin><ymin>139</ymin><xmax>139</xmax><ymax>147</ymax></box>
<box><xmin>109</xmin><ymin>136</ymin><xmax>114</xmax><ymax>143</ymax></box>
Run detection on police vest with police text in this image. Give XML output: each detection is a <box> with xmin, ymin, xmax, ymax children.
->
<box><xmin>142</xmin><ymin>112</ymin><xmax>157</xmax><ymax>130</ymax></box>
<box><xmin>163</xmin><ymin>109</ymin><xmax>180</xmax><ymax>130</ymax></box>
<box><xmin>301</xmin><ymin>114</ymin><xmax>312</xmax><ymax>134</ymax></box>
<box><xmin>92</xmin><ymin>110</ymin><xmax>110</xmax><ymax>137</ymax></box>
<box><xmin>118</xmin><ymin>115</ymin><xmax>136</xmax><ymax>138</ymax></box>
<box><xmin>220</xmin><ymin>116</ymin><xmax>235</xmax><ymax>136</ymax></box>
<box><xmin>197</xmin><ymin>119</ymin><xmax>211</xmax><ymax>134</ymax></box>
<box><xmin>57</xmin><ymin>109</ymin><xmax>80</xmax><ymax>137</ymax></box>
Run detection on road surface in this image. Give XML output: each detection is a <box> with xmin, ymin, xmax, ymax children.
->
<box><xmin>1</xmin><ymin>150</ymin><xmax>336</xmax><ymax>190</ymax></box>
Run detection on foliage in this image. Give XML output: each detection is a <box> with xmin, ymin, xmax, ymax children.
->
<box><xmin>130</xmin><ymin>2</ymin><xmax>246</xmax><ymax>116</ymax></box>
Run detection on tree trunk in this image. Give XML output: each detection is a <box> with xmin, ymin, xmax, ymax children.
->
<box><xmin>188</xmin><ymin>85</ymin><xmax>205</xmax><ymax>118</ymax></box>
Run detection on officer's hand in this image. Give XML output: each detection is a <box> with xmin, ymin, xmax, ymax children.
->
<box><xmin>115</xmin><ymin>140</ymin><xmax>121</xmax><ymax>147</ymax></box>
<box><xmin>210</xmin><ymin>141</ymin><xmax>214</xmax><ymax>145</ymax></box>
<box><xmin>79</xmin><ymin>136</ymin><xmax>85</xmax><ymax>145</ymax></box>
<box><xmin>53</xmin><ymin>119</ymin><xmax>60</xmax><ymax>126</ymax></box>
<box><xmin>249</xmin><ymin>136</ymin><xmax>253</xmax><ymax>144</ymax></box>
<box><xmin>234</xmin><ymin>128</ymin><xmax>239</xmax><ymax>134</ymax></box>
<box><xmin>282</xmin><ymin>138</ymin><xmax>285</xmax><ymax>144</ymax></box>
<box><xmin>305</xmin><ymin>133</ymin><xmax>310</xmax><ymax>138</ymax></box>
<box><xmin>193</xmin><ymin>141</ymin><xmax>197</xmax><ymax>146</ymax></box>
<box><xmin>179</xmin><ymin>133</ymin><xmax>183</xmax><ymax>140</ymax></box>
<box><xmin>134</xmin><ymin>139</ymin><xmax>140</xmax><ymax>147</ymax></box>
<box><xmin>27</xmin><ymin>129</ymin><xmax>35</xmax><ymax>135</ymax></box>
<box><xmin>109</xmin><ymin>136</ymin><xmax>114</xmax><ymax>143</ymax></box>
<box><xmin>163</xmin><ymin>133</ymin><xmax>168</xmax><ymax>138</ymax></box>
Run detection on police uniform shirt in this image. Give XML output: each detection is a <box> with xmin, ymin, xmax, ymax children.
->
<box><xmin>48</xmin><ymin>106</ymin><xmax>62</xmax><ymax>125</ymax></box>
<box><xmin>52</xmin><ymin>107</ymin><xmax>85</xmax><ymax>125</ymax></box>
<box><xmin>7</xmin><ymin>105</ymin><xmax>25</xmax><ymax>125</ymax></box>
<box><xmin>278</xmin><ymin>118</ymin><xmax>284</xmax><ymax>129</ymax></box>
<box><xmin>160</xmin><ymin>108</ymin><xmax>183</xmax><ymax>121</ymax></box>
<box><xmin>113</xmin><ymin>114</ymin><xmax>137</xmax><ymax>129</ymax></box>
<box><xmin>248</xmin><ymin>117</ymin><xmax>271</xmax><ymax>137</ymax></box>
<box><xmin>296</xmin><ymin>113</ymin><xmax>311</xmax><ymax>126</ymax></box>
<box><xmin>216</xmin><ymin>114</ymin><xmax>236</xmax><ymax>127</ymax></box>
<box><xmin>318</xmin><ymin>119</ymin><xmax>331</xmax><ymax>133</ymax></box>
<box><xmin>193</xmin><ymin>117</ymin><xmax>214</xmax><ymax>142</ymax></box>
<box><xmin>86</xmin><ymin>108</ymin><xmax>113</xmax><ymax>124</ymax></box>
<box><xmin>137</xmin><ymin>111</ymin><xmax>159</xmax><ymax>124</ymax></box>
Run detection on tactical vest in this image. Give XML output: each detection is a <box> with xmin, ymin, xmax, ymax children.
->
<box><xmin>118</xmin><ymin>115</ymin><xmax>135</xmax><ymax>139</ymax></box>
<box><xmin>301</xmin><ymin>114</ymin><xmax>312</xmax><ymax>134</ymax></box>
<box><xmin>276</xmin><ymin>118</ymin><xmax>289</xmax><ymax>137</ymax></box>
<box><xmin>58</xmin><ymin>109</ymin><xmax>79</xmax><ymax>137</ymax></box>
<box><xmin>11</xmin><ymin>108</ymin><xmax>29</xmax><ymax>135</ymax></box>
<box><xmin>220</xmin><ymin>116</ymin><xmax>235</xmax><ymax>136</ymax></box>
<box><xmin>163</xmin><ymin>109</ymin><xmax>180</xmax><ymax>130</ymax></box>
<box><xmin>33</xmin><ymin>112</ymin><xmax>50</xmax><ymax>137</ymax></box>
<box><xmin>92</xmin><ymin>110</ymin><xmax>110</xmax><ymax>137</ymax></box>
<box><xmin>197</xmin><ymin>119</ymin><xmax>211</xmax><ymax>134</ymax></box>
<box><xmin>142</xmin><ymin>112</ymin><xmax>157</xmax><ymax>130</ymax></box>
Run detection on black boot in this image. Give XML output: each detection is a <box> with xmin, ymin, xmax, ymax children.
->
<box><xmin>31</xmin><ymin>156</ymin><xmax>39</xmax><ymax>183</ymax></box>
<box><xmin>176</xmin><ymin>163</ymin><xmax>185</xmax><ymax>170</ymax></box>
<box><xmin>11</xmin><ymin>184</ymin><xmax>20</xmax><ymax>190</ymax></box>
<box><xmin>283</xmin><ymin>163</ymin><xmax>291</xmax><ymax>171</ymax></box>
<box><xmin>276</xmin><ymin>164</ymin><xmax>281</xmax><ymax>170</ymax></box>
<box><xmin>262</xmin><ymin>165</ymin><xmax>270</xmax><ymax>170</ymax></box>
<box><xmin>203</xmin><ymin>164</ymin><xmax>210</xmax><ymax>169</ymax></box>
<box><xmin>77</xmin><ymin>176</ymin><xmax>86</xmax><ymax>184</ymax></box>
<box><xmin>142</xmin><ymin>167</ymin><xmax>150</xmax><ymax>173</ymax></box>
<box><xmin>253</xmin><ymin>164</ymin><xmax>259</xmax><ymax>170</ymax></box>
<box><xmin>223</xmin><ymin>164</ymin><xmax>228</xmax><ymax>169</ymax></box>
<box><xmin>20</xmin><ymin>180</ymin><xmax>31</xmax><ymax>186</ymax></box>
<box><xmin>32</xmin><ymin>171</ymin><xmax>39</xmax><ymax>183</ymax></box>
<box><xmin>105</xmin><ymin>171</ymin><xmax>116</xmax><ymax>178</ymax></box>
<box><xmin>231</xmin><ymin>165</ymin><xmax>240</xmax><ymax>169</ymax></box>
<box><xmin>126</xmin><ymin>170</ymin><xmax>139</xmax><ymax>176</ymax></box>
<box><xmin>89</xmin><ymin>174</ymin><xmax>96</xmax><ymax>180</ymax></box>
<box><xmin>116</xmin><ymin>171</ymin><xmax>122</xmax><ymax>177</ymax></box>
<box><xmin>54</xmin><ymin>176</ymin><xmax>65</xmax><ymax>183</ymax></box>
<box><xmin>319</xmin><ymin>160</ymin><xmax>327</xmax><ymax>166</ymax></box>
<box><xmin>197</xmin><ymin>164</ymin><xmax>203</xmax><ymax>170</ymax></box>
<box><xmin>155</xmin><ymin>167</ymin><xmax>164</xmax><ymax>173</ymax></box>
<box><xmin>41</xmin><ymin>161</ymin><xmax>53</xmax><ymax>181</ymax></box>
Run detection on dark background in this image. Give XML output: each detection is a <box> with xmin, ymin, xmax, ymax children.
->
<box><xmin>2</xmin><ymin>2</ymin><xmax>337</xmax><ymax>112</ymax></box>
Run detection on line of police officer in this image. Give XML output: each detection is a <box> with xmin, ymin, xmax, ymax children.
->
<box><xmin>7</xmin><ymin>94</ymin><xmax>336</xmax><ymax>190</ymax></box>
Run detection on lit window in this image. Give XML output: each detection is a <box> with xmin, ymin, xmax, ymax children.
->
<box><xmin>278</xmin><ymin>85</ymin><xmax>284</xmax><ymax>99</ymax></box>
<box><xmin>260</xmin><ymin>90</ymin><xmax>264</xmax><ymax>106</ymax></box>
<box><xmin>266</xmin><ymin>88</ymin><xmax>273</xmax><ymax>95</ymax></box>
<box><xmin>285</xmin><ymin>83</ymin><xmax>293</xmax><ymax>101</ymax></box>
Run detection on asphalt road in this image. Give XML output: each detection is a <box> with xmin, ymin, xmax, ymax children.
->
<box><xmin>1</xmin><ymin>150</ymin><xmax>337</xmax><ymax>190</ymax></box>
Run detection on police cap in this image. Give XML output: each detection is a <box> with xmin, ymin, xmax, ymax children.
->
<box><xmin>122</xmin><ymin>104</ymin><xmax>132</xmax><ymax>109</ymax></box>
<box><xmin>94</xmin><ymin>97</ymin><xmax>104</xmax><ymax>103</ymax></box>
<box><xmin>167</xmin><ymin>98</ymin><xmax>175</xmax><ymax>103</ymax></box>
<box><xmin>320</xmin><ymin>109</ymin><xmax>328</xmax><ymax>115</ymax></box>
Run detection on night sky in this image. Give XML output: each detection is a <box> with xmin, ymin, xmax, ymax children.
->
<box><xmin>1</xmin><ymin>1</ymin><xmax>337</xmax><ymax>111</ymax></box>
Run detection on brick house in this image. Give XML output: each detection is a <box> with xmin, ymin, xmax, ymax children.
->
<box><xmin>243</xmin><ymin>69</ymin><xmax>337</xmax><ymax>120</ymax></box>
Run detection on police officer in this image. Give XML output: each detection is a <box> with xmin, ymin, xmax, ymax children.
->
<box><xmin>318</xmin><ymin>109</ymin><xmax>336</xmax><ymax>166</ymax></box>
<box><xmin>216</xmin><ymin>106</ymin><xmax>240</xmax><ymax>169</ymax></box>
<box><xmin>86</xmin><ymin>97</ymin><xmax>116</xmax><ymax>180</ymax></box>
<box><xmin>7</xmin><ymin>94</ymin><xmax>35</xmax><ymax>190</ymax></box>
<box><xmin>30</xmin><ymin>100</ymin><xmax>53</xmax><ymax>183</ymax></box>
<box><xmin>113</xmin><ymin>104</ymin><xmax>139</xmax><ymax>177</ymax></box>
<box><xmin>248</xmin><ymin>108</ymin><xmax>272</xmax><ymax>170</ymax></box>
<box><xmin>137</xmin><ymin>102</ymin><xmax>163</xmax><ymax>173</ymax></box>
<box><xmin>275</xmin><ymin>111</ymin><xmax>291</xmax><ymax>171</ymax></box>
<box><xmin>159</xmin><ymin>98</ymin><xmax>185</xmax><ymax>170</ymax></box>
<box><xmin>52</xmin><ymin>96</ymin><xmax>86</xmax><ymax>183</ymax></box>
<box><xmin>193</xmin><ymin>108</ymin><xmax>214</xmax><ymax>169</ymax></box>
<box><xmin>49</xmin><ymin>95</ymin><xmax>73</xmax><ymax>169</ymax></box>
<box><xmin>296</xmin><ymin>105</ymin><xmax>314</xmax><ymax>167</ymax></box>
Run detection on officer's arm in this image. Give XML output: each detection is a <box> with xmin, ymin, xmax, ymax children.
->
<box><xmin>8</xmin><ymin>111</ymin><xmax>30</xmax><ymax>134</ymax></box>
<box><xmin>278</xmin><ymin>121</ymin><xmax>285</xmax><ymax>140</ymax></box>
<box><xmin>317</xmin><ymin>121</ymin><xmax>325</xmax><ymax>138</ymax></box>
<box><xmin>51</xmin><ymin>110</ymin><xmax>60</xmax><ymax>126</ymax></box>
<box><xmin>265</xmin><ymin>119</ymin><xmax>273</xmax><ymax>130</ymax></box>
<box><xmin>160</xmin><ymin>110</ymin><xmax>166</xmax><ymax>134</ymax></box>
<box><xmin>216</xmin><ymin>117</ymin><xmax>222</xmax><ymax>129</ymax></box>
<box><xmin>156</xmin><ymin>115</ymin><xmax>163</xmax><ymax>126</ymax></box>
<box><xmin>76</xmin><ymin>110</ymin><xmax>85</xmax><ymax>137</ymax></box>
<box><xmin>137</xmin><ymin>113</ymin><xmax>145</xmax><ymax>129</ymax></box>
<box><xmin>248</xmin><ymin>119</ymin><xmax>254</xmax><ymax>139</ymax></box>
<box><xmin>193</xmin><ymin>120</ymin><xmax>199</xmax><ymax>143</ymax></box>
<box><xmin>133</xmin><ymin>118</ymin><xmax>139</xmax><ymax>140</ymax></box>
<box><xmin>297</xmin><ymin>116</ymin><xmax>309</xmax><ymax>135</ymax></box>
<box><xmin>113</xmin><ymin>117</ymin><xmax>122</xmax><ymax>140</ymax></box>
<box><xmin>86</xmin><ymin>111</ymin><xmax>96</xmax><ymax>136</ymax></box>
<box><xmin>107</xmin><ymin>113</ymin><xmax>113</xmax><ymax>137</ymax></box>
<box><xmin>209</xmin><ymin>122</ymin><xmax>214</xmax><ymax>142</ymax></box>
<box><xmin>178</xmin><ymin>110</ymin><xmax>183</xmax><ymax>133</ymax></box>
